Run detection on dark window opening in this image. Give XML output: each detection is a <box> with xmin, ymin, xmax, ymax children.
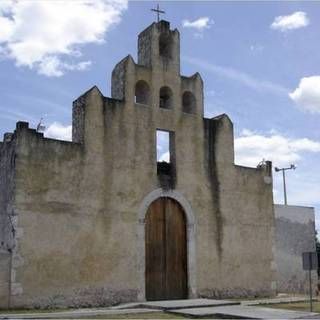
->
<box><xmin>135</xmin><ymin>80</ymin><xmax>150</xmax><ymax>105</ymax></box>
<box><xmin>159</xmin><ymin>86</ymin><xmax>173</xmax><ymax>109</ymax></box>
<box><xmin>159</xmin><ymin>33</ymin><xmax>172</xmax><ymax>59</ymax></box>
<box><xmin>182</xmin><ymin>91</ymin><xmax>196</xmax><ymax>114</ymax></box>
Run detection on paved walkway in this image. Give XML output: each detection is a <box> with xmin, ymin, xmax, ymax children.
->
<box><xmin>113</xmin><ymin>298</ymin><xmax>239</xmax><ymax>310</ymax></box>
<box><xmin>0</xmin><ymin>297</ymin><xmax>319</xmax><ymax>319</ymax></box>
<box><xmin>125</xmin><ymin>298</ymin><xmax>320</xmax><ymax>319</ymax></box>
<box><xmin>170</xmin><ymin>304</ymin><xmax>319</xmax><ymax>319</ymax></box>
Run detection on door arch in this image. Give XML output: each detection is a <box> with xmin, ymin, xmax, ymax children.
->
<box><xmin>137</xmin><ymin>189</ymin><xmax>197</xmax><ymax>301</ymax></box>
<box><xmin>145</xmin><ymin>197</ymin><xmax>187</xmax><ymax>300</ymax></box>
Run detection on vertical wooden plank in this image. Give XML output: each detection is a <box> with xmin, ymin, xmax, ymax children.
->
<box><xmin>165</xmin><ymin>198</ymin><xmax>188</xmax><ymax>299</ymax></box>
<box><xmin>145</xmin><ymin>197</ymin><xmax>188</xmax><ymax>301</ymax></box>
<box><xmin>145</xmin><ymin>198</ymin><xmax>166</xmax><ymax>300</ymax></box>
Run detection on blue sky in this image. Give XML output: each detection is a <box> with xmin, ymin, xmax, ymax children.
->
<box><xmin>0</xmin><ymin>0</ymin><xmax>319</xmax><ymax>231</ymax></box>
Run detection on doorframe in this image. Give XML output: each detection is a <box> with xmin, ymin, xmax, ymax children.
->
<box><xmin>137</xmin><ymin>188</ymin><xmax>197</xmax><ymax>301</ymax></box>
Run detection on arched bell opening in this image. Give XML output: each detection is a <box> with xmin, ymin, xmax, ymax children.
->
<box><xmin>159</xmin><ymin>86</ymin><xmax>173</xmax><ymax>109</ymax></box>
<box><xmin>182</xmin><ymin>91</ymin><xmax>196</xmax><ymax>114</ymax></box>
<box><xmin>135</xmin><ymin>80</ymin><xmax>151</xmax><ymax>105</ymax></box>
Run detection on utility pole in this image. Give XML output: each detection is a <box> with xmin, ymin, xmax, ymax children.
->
<box><xmin>274</xmin><ymin>164</ymin><xmax>296</xmax><ymax>205</ymax></box>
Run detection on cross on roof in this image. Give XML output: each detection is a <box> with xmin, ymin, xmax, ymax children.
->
<box><xmin>151</xmin><ymin>4</ymin><xmax>165</xmax><ymax>23</ymax></box>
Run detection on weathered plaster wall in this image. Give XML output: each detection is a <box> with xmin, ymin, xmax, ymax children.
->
<box><xmin>0</xmin><ymin>20</ymin><xmax>276</xmax><ymax>308</ymax></box>
<box><xmin>0</xmin><ymin>251</ymin><xmax>11</xmax><ymax>308</ymax></box>
<box><xmin>274</xmin><ymin>204</ymin><xmax>317</xmax><ymax>293</ymax></box>
<box><xmin>0</xmin><ymin>135</ymin><xmax>15</xmax><ymax>250</ymax></box>
<box><xmin>198</xmin><ymin>117</ymin><xmax>276</xmax><ymax>298</ymax></box>
<box><xmin>0</xmin><ymin>133</ymin><xmax>16</xmax><ymax>308</ymax></box>
<box><xmin>10</xmin><ymin>121</ymin><xmax>140</xmax><ymax>308</ymax></box>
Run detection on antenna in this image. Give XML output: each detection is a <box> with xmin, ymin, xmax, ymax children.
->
<box><xmin>257</xmin><ymin>158</ymin><xmax>266</xmax><ymax>168</ymax></box>
<box><xmin>274</xmin><ymin>164</ymin><xmax>297</xmax><ymax>205</ymax></box>
<box><xmin>36</xmin><ymin>118</ymin><xmax>46</xmax><ymax>133</ymax></box>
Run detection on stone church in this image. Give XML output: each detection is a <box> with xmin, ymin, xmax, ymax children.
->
<box><xmin>0</xmin><ymin>20</ymin><xmax>276</xmax><ymax>309</ymax></box>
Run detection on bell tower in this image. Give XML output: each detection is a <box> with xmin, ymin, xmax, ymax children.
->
<box><xmin>138</xmin><ymin>20</ymin><xmax>180</xmax><ymax>74</ymax></box>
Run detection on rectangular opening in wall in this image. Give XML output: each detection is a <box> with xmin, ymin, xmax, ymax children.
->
<box><xmin>156</xmin><ymin>129</ymin><xmax>176</xmax><ymax>189</ymax></box>
<box><xmin>157</xmin><ymin>130</ymin><xmax>170</xmax><ymax>163</ymax></box>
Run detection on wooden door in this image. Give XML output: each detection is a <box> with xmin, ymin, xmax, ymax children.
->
<box><xmin>145</xmin><ymin>197</ymin><xmax>188</xmax><ymax>301</ymax></box>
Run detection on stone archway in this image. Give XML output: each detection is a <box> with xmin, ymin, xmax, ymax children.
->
<box><xmin>145</xmin><ymin>197</ymin><xmax>188</xmax><ymax>300</ymax></box>
<box><xmin>137</xmin><ymin>189</ymin><xmax>197</xmax><ymax>301</ymax></box>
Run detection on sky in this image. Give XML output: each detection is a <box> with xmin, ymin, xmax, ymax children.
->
<box><xmin>0</xmin><ymin>0</ymin><xmax>319</xmax><ymax>232</ymax></box>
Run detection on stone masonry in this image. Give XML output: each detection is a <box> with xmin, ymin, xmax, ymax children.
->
<box><xmin>0</xmin><ymin>20</ymin><xmax>276</xmax><ymax>309</ymax></box>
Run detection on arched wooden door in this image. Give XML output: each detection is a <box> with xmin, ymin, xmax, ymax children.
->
<box><xmin>145</xmin><ymin>197</ymin><xmax>188</xmax><ymax>301</ymax></box>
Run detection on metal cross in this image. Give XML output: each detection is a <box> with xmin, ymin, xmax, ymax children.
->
<box><xmin>151</xmin><ymin>4</ymin><xmax>165</xmax><ymax>23</ymax></box>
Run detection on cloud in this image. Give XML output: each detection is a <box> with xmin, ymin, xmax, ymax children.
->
<box><xmin>273</xmin><ymin>166</ymin><xmax>320</xmax><ymax>233</ymax></box>
<box><xmin>289</xmin><ymin>76</ymin><xmax>320</xmax><ymax>114</ymax></box>
<box><xmin>234</xmin><ymin>129</ymin><xmax>320</xmax><ymax>168</ymax></box>
<box><xmin>235</xmin><ymin>130</ymin><xmax>320</xmax><ymax>223</ymax></box>
<box><xmin>272</xmin><ymin>161</ymin><xmax>320</xmax><ymax>224</ymax></box>
<box><xmin>38</xmin><ymin>57</ymin><xmax>92</xmax><ymax>77</ymax></box>
<box><xmin>182</xmin><ymin>17</ymin><xmax>213</xmax><ymax>30</ymax></box>
<box><xmin>0</xmin><ymin>0</ymin><xmax>127</xmax><ymax>77</ymax></box>
<box><xmin>157</xmin><ymin>131</ymin><xmax>169</xmax><ymax>161</ymax></box>
<box><xmin>286</xmin><ymin>176</ymin><xmax>320</xmax><ymax>207</ymax></box>
<box><xmin>184</xmin><ymin>57</ymin><xmax>289</xmax><ymax>96</ymax></box>
<box><xmin>249</xmin><ymin>44</ymin><xmax>264</xmax><ymax>54</ymax></box>
<box><xmin>271</xmin><ymin>11</ymin><xmax>309</xmax><ymax>32</ymax></box>
<box><xmin>44</xmin><ymin>122</ymin><xmax>72</xmax><ymax>141</ymax></box>
<box><xmin>159</xmin><ymin>151</ymin><xmax>170</xmax><ymax>162</ymax></box>
<box><xmin>206</xmin><ymin>90</ymin><xmax>216</xmax><ymax>97</ymax></box>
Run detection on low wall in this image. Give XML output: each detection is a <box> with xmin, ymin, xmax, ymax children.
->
<box><xmin>274</xmin><ymin>204</ymin><xmax>317</xmax><ymax>294</ymax></box>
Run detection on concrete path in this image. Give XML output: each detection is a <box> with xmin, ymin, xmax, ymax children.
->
<box><xmin>1</xmin><ymin>298</ymin><xmax>319</xmax><ymax>319</ymax></box>
<box><xmin>113</xmin><ymin>298</ymin><xmax>239</xmax><ymax>310</ymax></box>
<box><xmin>169</xmin><ymin>305</ymin><xmax>320</xmax><ymax>319</ymax></box>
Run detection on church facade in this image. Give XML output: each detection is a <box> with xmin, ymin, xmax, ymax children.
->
<box><xmin>0</xmin><ymin>21</ymin><xmax>276</xmax><ymax>309</ymax></box>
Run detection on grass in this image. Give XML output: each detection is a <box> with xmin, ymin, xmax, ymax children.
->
<box><xmin>262</xmin><ymin>301</ymin><xmax>320</xmax><ymax>313</ymax></box>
